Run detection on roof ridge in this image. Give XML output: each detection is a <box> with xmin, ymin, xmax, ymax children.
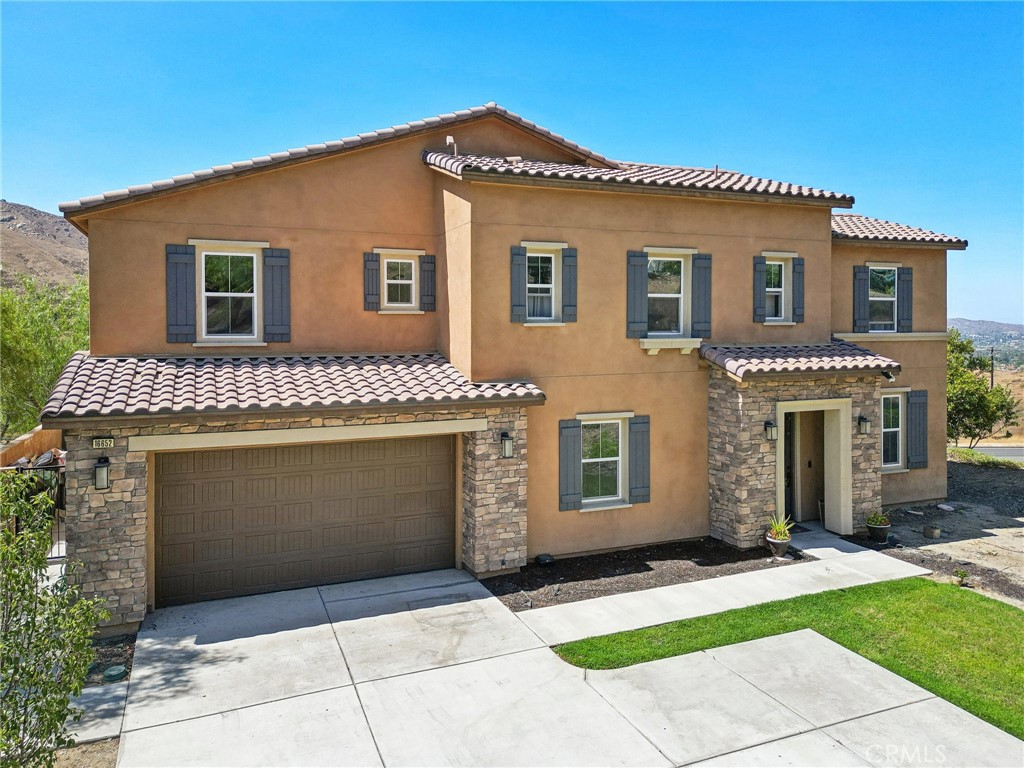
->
<box><xmin>60</xmin><ymin>104</ymin><xmax>614</xmax><ymax>215</ymax></box>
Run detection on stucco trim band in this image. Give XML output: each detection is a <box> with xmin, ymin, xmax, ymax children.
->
<box><xmin>128</xmin><ymin>418</ymin><xmax>488</xmax><ymax>452</ymax></box>
<box><xmin>834</xmin><ymin>332</ymin><xmax>948</xmax><ymax>342</ymax></box>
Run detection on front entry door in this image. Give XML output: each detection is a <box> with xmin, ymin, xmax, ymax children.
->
<box><xmin>783</xmin><ymin>413</ymin><xmax>795</xmax><ymax>518</ymax></box>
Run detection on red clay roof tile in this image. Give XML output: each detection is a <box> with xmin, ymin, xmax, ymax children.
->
<box><xmin>42</xmin><ymin>353</ymin><xmax>544</xmax><ymax>421</ymax></box>
<box><xmin>700</xmin><ymin>340</ymin><xmax>900</xmax><ymax>380</ymax></box>
<box><xmin>831</xmin><ymin>213</ymin><xmax>966</xmax><ymax>247</ymax></box>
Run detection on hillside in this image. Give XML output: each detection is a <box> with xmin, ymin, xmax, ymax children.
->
<box><xmin>0</xmin><ymin>200</ymin><xmax>88</xmax><ymax>287</ymax></box>
<box><xmin>949</xmin><ymin>317</ymin><xmax>1024</xmax><ymax>369</ymax></box>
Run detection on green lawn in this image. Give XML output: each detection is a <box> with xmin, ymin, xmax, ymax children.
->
<box><xmin>556</xmin><ymin>578</ymin><xmax>1024</xmax><ymax>739</ymax></box>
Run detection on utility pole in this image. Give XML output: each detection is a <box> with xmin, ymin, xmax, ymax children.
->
<box><xmin>991</xmin><ymin>346</ymin><xmax>995</xmax><ymax>389</ymax></box>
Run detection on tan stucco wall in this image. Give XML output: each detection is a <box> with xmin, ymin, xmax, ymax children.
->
<box><xmin>831</xmin><ymin>243</ymin><xmax>949</xmax><ymax>334</ymax></box>
<box><xmin>82</xmin><ymin>117</ymin><xmax>582</xmax><ymax>357</ymax></box>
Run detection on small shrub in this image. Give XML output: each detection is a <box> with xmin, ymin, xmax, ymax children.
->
<box><xmin>866</xmin><ymin>512</ymin><xmax>891</xmax><ymax>526</ymax></box>
<box><xmin>766</xmin><ymin>512</ymin><xmax>794</xmax><ymax>541</ymax></box>
<box><xmin>0</xmin><ymin>472</ymin><xmax>107</xmax><ymax>767</ymax></box>
<box><xmin>954</xmin><ymin>568</ymin><xmax>970</xmax><ymax>586</ymax></box>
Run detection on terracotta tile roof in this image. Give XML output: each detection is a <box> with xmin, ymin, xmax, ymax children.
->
<box><xmin>41</xmin><ymin>352</ymin><xmax>544</xmax><ymax>421</ymax></box>
<box><xmin>58</xmin><ymin>103</ymin><xmax>613</xmax><ymax>215</ymax></box>
<box><xmin>424</xmin><ymin>152</ymin><xmax>854</xmax><ymax>205</ymax></box>
<box><xmin>700</xmin><ymin>339</ymin><xmax>900</xmax><ymax>380</ymax></box>
<box><xmin>831</xmin><ymin>213</ymin><xmax>966</xmax><ymax>248</ymax></box>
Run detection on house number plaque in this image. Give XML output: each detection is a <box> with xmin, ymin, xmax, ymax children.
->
<box><xmin>91</xmin><ymin>438</ymin><xmax>115</xmax><ymax>449</ymax></box>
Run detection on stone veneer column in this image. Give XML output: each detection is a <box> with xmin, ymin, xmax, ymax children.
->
<box><xmin>460</xmin><ymin>406</ymin><xmax>529</xmax><ymax>576</ymax></box>
<box><xmin>63</xmin><ymin>430</ymin><xmax>149</xmax><ymax>629</ymax></box>
<box><xmin>707</xmin><ymin>369</ymin><xmax>882</xmax><ymax>549</ymax></box>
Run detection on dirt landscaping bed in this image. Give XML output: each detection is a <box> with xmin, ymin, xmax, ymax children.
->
<box><xmin>481</xmin><ymin>537</ymin><xmax>813</xmax><ymax>611</ymax></box>
<box><xmin>845</xmin><ymin>455</ymin><xmax>1023</xmax><ymax>607</ymax></box>
<box><xmin>85</xmin><ymin>633</ymin><xmax>136</xmax><ymax>687</ymax></box>
<box><xmin>55</xmin><ymin>737</ymin><xmax>118</xmax><ymax>768</ymax></box>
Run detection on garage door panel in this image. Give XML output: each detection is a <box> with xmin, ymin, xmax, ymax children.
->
<box><xmin>156</xmin><ymin>436</ymin><xmax>456</xmax><ymax>606</ymax></box>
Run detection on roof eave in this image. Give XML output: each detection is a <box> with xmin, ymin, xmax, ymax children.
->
<box><xmin>832</xmin><ymin>236</ymin><xmax>968</xmax><ymax>250</ymax></box>
<box><xmin>452</xmin><ymin>169</ymin><xmax>854</xmax><ymax>209</ymax></box>
<box><xmin>39</xmin><ymin>391</ymin><xmax>546</xmax><ymax>430</ymax></box>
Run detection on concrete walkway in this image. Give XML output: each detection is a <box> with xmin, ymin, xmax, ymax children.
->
<box><xmin>518</xmin><ymin>527</ymin><xmax>930</xmax><ymax>645</ymax></box>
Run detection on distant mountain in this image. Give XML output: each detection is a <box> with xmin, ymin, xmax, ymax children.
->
<box><xmin>0</xmin><ymin>200</ymin><xmax>88</xmax><ymax>287</ymax></box>
<box><xmin>949</xmin><ymin>318</ymin><xmax>1024</xmax><ymax>369</ymax></box>
<box><xmin>948</xmin><ymin>318</ymin><xmax>1024</xmax><ymax>336</ymax></box>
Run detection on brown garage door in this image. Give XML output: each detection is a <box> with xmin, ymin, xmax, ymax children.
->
<box><xmin>155</xmin><ymin>435</ymin><xmax>455</xmax><ymax>606</ymax></box>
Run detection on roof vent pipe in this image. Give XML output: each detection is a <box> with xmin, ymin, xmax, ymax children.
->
<box><xmin>714</xmin><ymin>164</ymin><xmax>719</xmax><ymax>179</ymax></box>
<box><xmin>446</xmin><ymin>135</ymin><xmax>458</xmax><ymax>157</ymax></box>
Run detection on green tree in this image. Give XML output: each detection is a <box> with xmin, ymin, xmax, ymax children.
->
<box><xmin>0</xmin><ymin>471</ymin><xmax>107</xmax><ymax>767</ymax></box>
<box><xmin>0</xmin><ymin>277</ymin><xmax>89</xmax><ymax>441</ymax></box>
<box><xmin>947</xmin><ymin>329</ymin><xmax>1021</xmax><ymax>448</ymax></box>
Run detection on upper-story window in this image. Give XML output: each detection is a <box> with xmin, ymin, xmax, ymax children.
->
<box><xmin>647</xmin><ymin>258</ymin><xmax>685</xmax><ymax>334</ymax></box>
<box><xmin>869</xmin><ymin>266</ymin><xmax>898</xmax><ymax>332</ymax></box>
<box><xmin>199</xmin><ymin>247</ymin><xmax>261</xmax><ymax>341</ymax></box>
<box><xmin>527</xmin><ymin>253</ymin><xmax>556</xmax><ymax>320</ymax></box>
<box><xmin>383</xmin><ymin>257</ymin><xmax>416</xmax><ymax>309</ymax></box>
<box><xmin>765</xmin><ymin>261</ymin><xmax>785</xmax><ymax>321</ymax></box>
<box><xmin>754</xmin><ymin>252</ymin><xmax>803</xmax><ymax>325</ymax></box>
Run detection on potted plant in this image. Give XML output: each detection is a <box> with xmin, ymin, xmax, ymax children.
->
<box><xmin>866</xmin><ymin>512</ymin><xmax>891</xmax><ymax>543</ymax></box>
<box><xmin>765</xmin><ymin>512</ymin><xmax>794</xmax><ymax>558</ymax></box>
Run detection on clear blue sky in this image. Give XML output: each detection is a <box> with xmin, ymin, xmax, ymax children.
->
<box><xmin>3</xmin><ymin>2</ymin><xmax>1021</xmax><ymax>323</ymax></box>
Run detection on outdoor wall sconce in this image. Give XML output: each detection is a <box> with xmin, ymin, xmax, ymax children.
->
<box><xmin>94</xmin><ymin>456</ymin><xmax>111</xmax><ymax>490</ymax></box>
<box><xmin>858</xmin><ymin>415</ymin><xmax>872</xmax><ymax>435</ymax></box>
<box><xmin>500</xmin><ymin>431</ymin><xmax>514</xmax><ymax>459</ymax></box>
<box><xmin>764</xmin><ymin>420</ymin><xmax>778</xmax><ymax>441</ymax></box>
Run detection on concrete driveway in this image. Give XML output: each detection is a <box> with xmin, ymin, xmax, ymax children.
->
<box><xmin>116</xmin><ymin>570</ymin><xmax>1023</xmax><ymax>767</ymax></box>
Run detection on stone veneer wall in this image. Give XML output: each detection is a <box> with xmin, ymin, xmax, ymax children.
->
<box><xmin>63</xmin><ymin>405</ymin><xmax>528</xmax><ymax>630</ymax></box>
<box><xmin>707</xmin><ymin>369</ymin><xmax>881</xmax><ymax>549</ymax></box>
<box><xmin>461</xmin><ymin>408</ymin><xmax>529</xmax><ymax>575</ymax></box>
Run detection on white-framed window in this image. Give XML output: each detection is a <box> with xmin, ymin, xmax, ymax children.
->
<box><xmin>647</xmin><ymin>258</ymin><xmax>684</xmax><ymax>334</ymax></box>
<box><xmin>522</xmin><ymin>242</ymin><xmax>565</xmax><ymax>323</ymax></box>
<box><xmin>527</xmin><ymin>253</ymin><xmax>555</xmax><ymax>320</ymax></box>
<box><xmin>200</xmin><ymin>250</ymin><xmax>259</xmax><ymax>340</ymax></box>
<box><xmin>765</xmin><ymin>261</ymin><xmax>785</xmax><ymax>321</ymax></box>
<box><xmin>581</xmin><ymin>419</ymin><xmax>624</xmax><ymax>503</ymax></box>
<box><xmin>375</xmin><ymin>248</ymin><xmax>425</xmax><ymax>311</ymax></box>
<box><xmin>383</xmin><ymin>258</ymin><xmax>416</xmax><ymax>308</ymax></box>
<box><xmin>644</xmin><ymin>247</ymin><xmax>695</xmax><ymax>336</ymax></box>
<box><xmin>881</xmin><ymin>393</ymin><xmax>903</xmax><ymax>467</ymax></box>
<box><xmin>869</xmin><ymin>266</ymin><xmax>898</xmax><ymax>332</ymax></box>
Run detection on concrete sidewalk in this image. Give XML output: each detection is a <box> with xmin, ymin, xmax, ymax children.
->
<box><xmin>517</xmin><ymin>529</ymin><xmax>930</xmax><ymax>645</ymax></box>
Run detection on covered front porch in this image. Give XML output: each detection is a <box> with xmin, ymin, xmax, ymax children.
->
<box><xmin>701</xmin><ymin>340</ymin><xmax>900</xmax><ymax>549</ymax></box>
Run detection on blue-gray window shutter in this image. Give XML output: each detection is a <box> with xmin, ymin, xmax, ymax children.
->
<box><xmin>907</xmin><ymin>390</ymin><xmax>928</xmax><ymax>469</ymax></box>
<box><xmin>262</xmin><ymin>248</ymin><xmax>291</xmax><ymax>342</ymax></box>
<box><xmin>752</xmin><ymin>256</ymin><xmax>767</xmax><ymax>323</ymax></box>
<box><xmin>558</xmin><ymin>419</ymin><xmax>583</xmax><ymax>511</ymax></box>
<box><xmin>364</xmin><ymin>252</ymin><xmax>380</xmax><ymax>311</ymax></box>
<box><xmin>166</xmin><ymin>244</ymin><xmax>196</xmax><ymax>343</ymax></box>
<box><xmin>561</xmin><ymin>247</ymin><xmax>578</xmax><ymax>323</ymax></box>
<box><xmin>626</xmin><ymin>251</ymin><xmax>648</xmax><ymax>338</ymax></box>
<box><xmin>792</xmin><ymin>257</ymin><xmax>806</xmax><ymax>323</ymax></box>
<box><xmin>628</xmin><ymin>416</ymin><xmax>651</xmax><ymax>504</ymax></box>
<box><xmin>691</xmin><ymin>253</ymin><xmax>712</xmax><ymax>338</ymax></box>
<box><xmin>420</xmin><ymin>255</ymin><xmax>436</xmax><ymax>312</ymax></box>
<box><xmin>853</xmin><ymin>266</ymin><xmax>870</xmax><ymax>333</ymax></box>
<box><xmin>510</xmin><ymin>245</ymin><xmax>527</xmax><ymax>323</ymax></box>
<box><xmin>897</xmin><ymin>267</ymin><xmax>913</xmax><ymax>333</ymax></box>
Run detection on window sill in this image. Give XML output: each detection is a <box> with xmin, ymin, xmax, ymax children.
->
<box><xmin>524</xmin><ymin>321</ymin><xmax>566</xmax><ymax>327</ymax></box>
<box><xmin>193</xmin><ymin>341</ymin><xmax>268</xmax><ymax>348</ymax></box>
<box><xmin>638</xmin><ymin>337</ymin><xmax>703</xmax><ymax>355</ymax></box>
<box><xmin>881</xmin><ymin>467</ymin><xmax>910</xmax><ymax>475</ymax></box>
<box><xmin>763</xmin><ymin>320</ymin><xmax>796</xmax><ymax>326</ymax></box>
<box><xmin>835</xmin><ymin>332</ymin><xmax>947</xmax><ymax>342</ymax></box>
<box><xmin>580</xmin><ymin>501</ymin><xmax>633</xmax><ymax>513</ymax></box>
<box><xmin>378</xmin><ymin>309</ymin><xmax>425</xmax><ymax>315</ymax></box>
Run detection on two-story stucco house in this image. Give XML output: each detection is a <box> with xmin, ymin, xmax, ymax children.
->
<box><xmin>44</xmin><ymin>104</ymin><xmax>966</xmax><ymax>632</ymax></box>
